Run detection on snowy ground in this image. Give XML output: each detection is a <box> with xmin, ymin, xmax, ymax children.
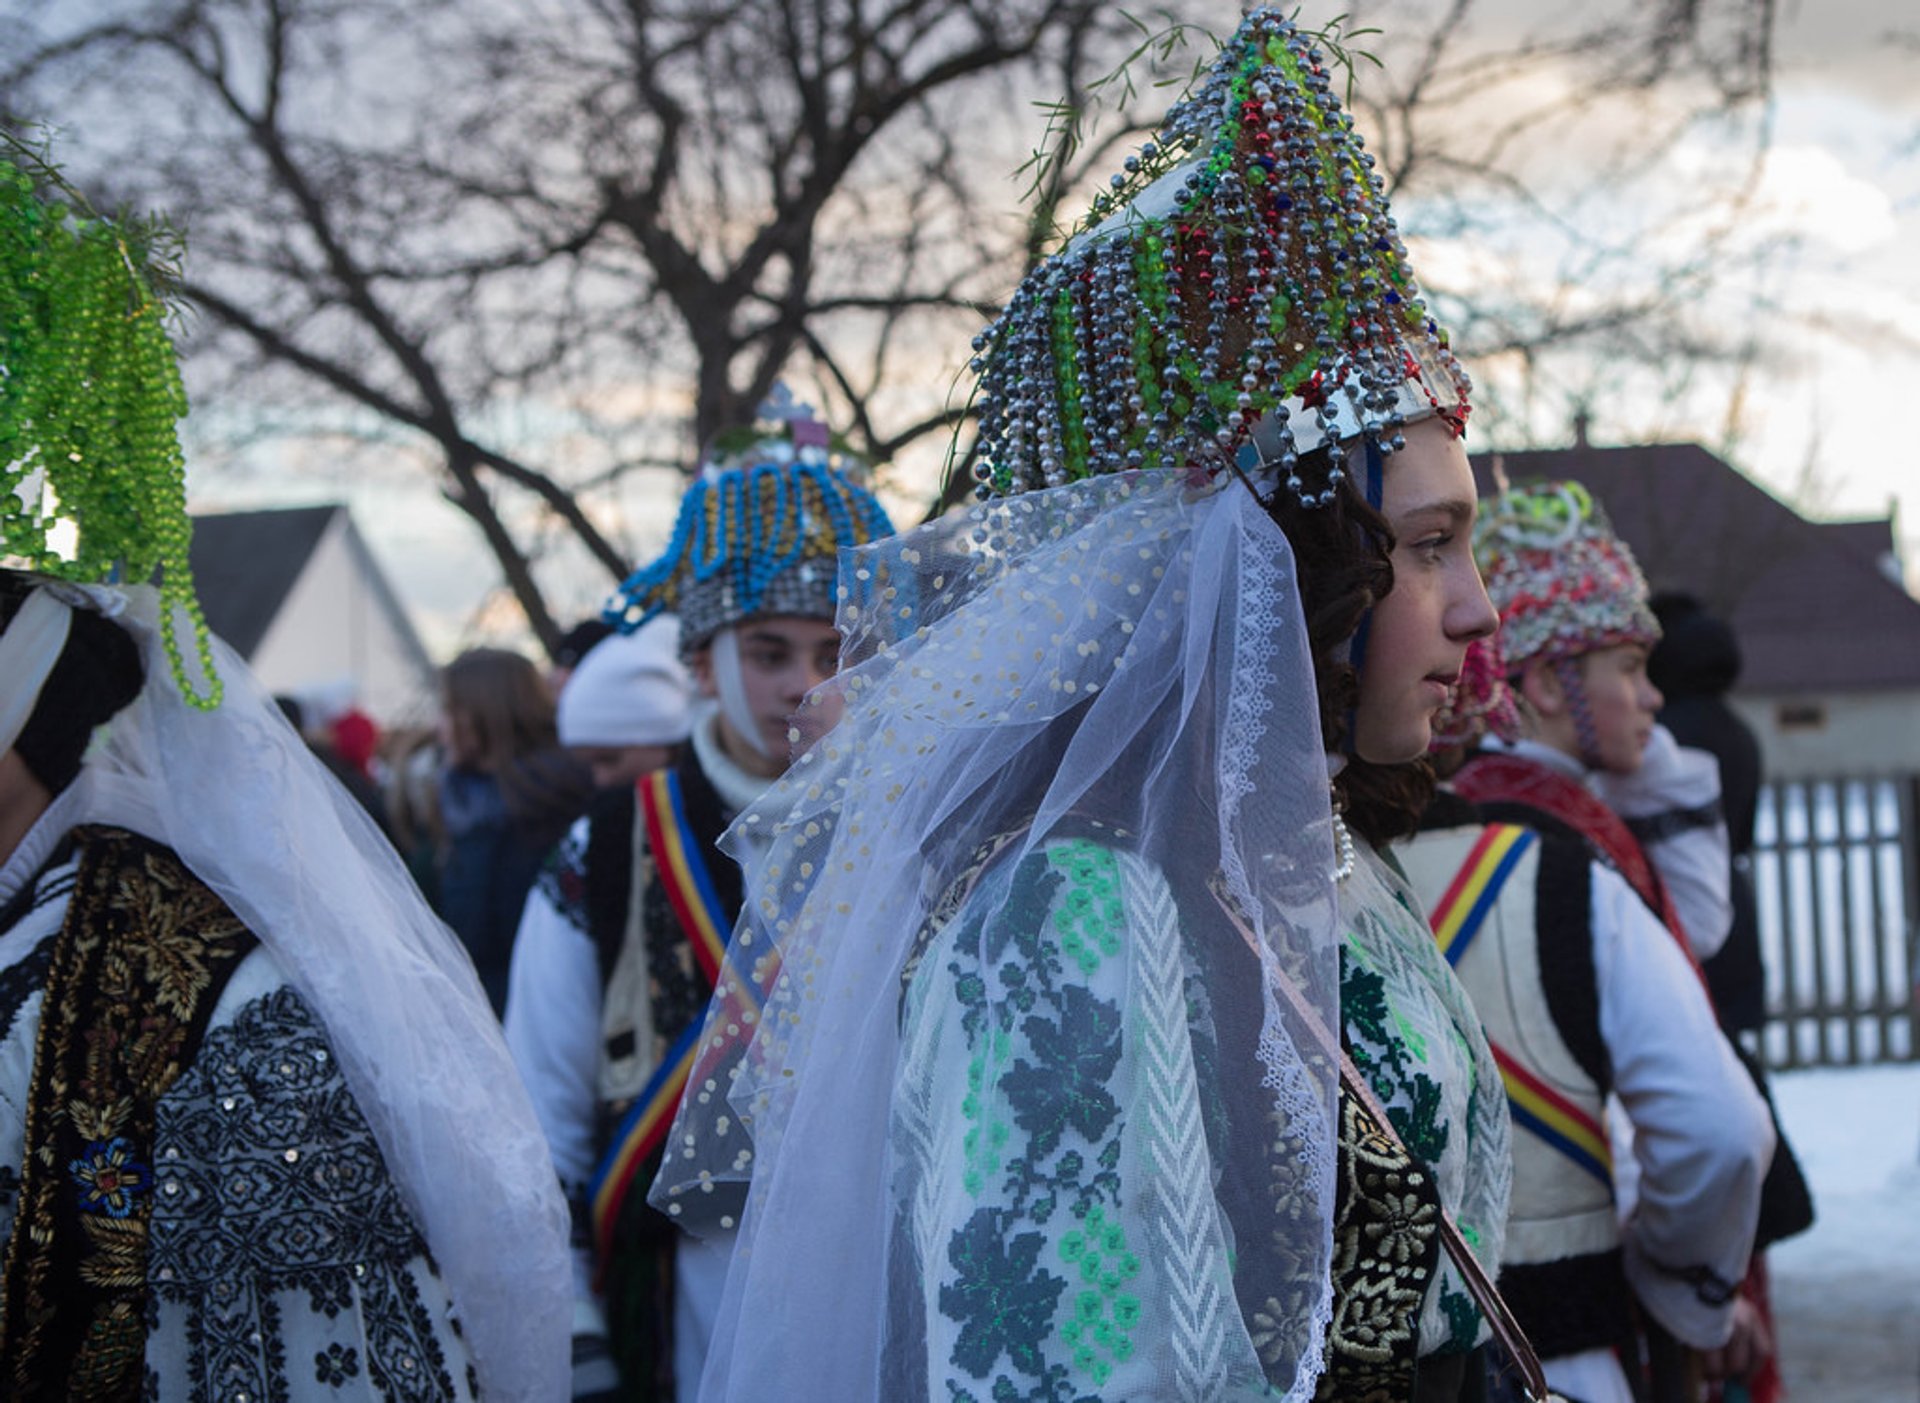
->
<box><xmin>1767</xmin><ymin>1062</ymin><xmax>1920</xmax><ymax>1402</ymax></box>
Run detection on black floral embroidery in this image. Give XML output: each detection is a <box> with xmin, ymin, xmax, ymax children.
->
<box><xmin>315</xmin><ymin>1341</ymin><xmax>360</xmax><ymax>1386</ymax></box>
<box><xmin>1001</xmin><ymin>985</ymin><xmax>1123</xmax><ymax>1158</ymax></box>
<box><xmin>147</xmin><ymin>983</ymin><xmax>472</xmax><ymax>1401</ymax></box>
<box><xmin>939</xmin><ymin>1208</ymin><xmax>1067</xmax><ymax>1380</ymax></box>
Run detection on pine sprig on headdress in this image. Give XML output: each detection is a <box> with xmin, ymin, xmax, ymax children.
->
<box><xmin>1</xmin><ymin>133</ymin><xmax>220</xmax><ymax>707</ymax></box>
<box><xmin>1016</xmin><ymin>11</ymin><xmax>1384</xmax><ymax>249</ymax></box>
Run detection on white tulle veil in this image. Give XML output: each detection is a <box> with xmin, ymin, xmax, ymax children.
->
<box><xmin>651</xmin><ymin>469</ymin><xmax>1344</xmax><ymax>1401</ymax></box>
<box><xmin>8</xmin><ymin>580</ymin><xmax>569</xmax><ymax>1402</ymax></box>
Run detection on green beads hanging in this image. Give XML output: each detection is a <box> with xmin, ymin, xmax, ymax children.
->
<box><xmin>1</xmin><ymin>139</ymin><xmax>220</xmax><ymax>708</ymax></box>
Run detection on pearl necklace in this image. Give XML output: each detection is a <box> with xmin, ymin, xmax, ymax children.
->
<box><xmin>1332</xmin><ymin>810</ymin><xmax>1356</xmax><ymax>884</ymax></box>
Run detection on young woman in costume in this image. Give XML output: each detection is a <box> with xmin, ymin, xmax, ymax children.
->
<box><xmin>0</xmin><ymin>146</ymin><xmax>568</xmax><ymax>1401</ymax></box>
<box><xmin>652</xmin><ymin>12</ymin><xmax>1522</xmax><ymax>1401</ymax></box>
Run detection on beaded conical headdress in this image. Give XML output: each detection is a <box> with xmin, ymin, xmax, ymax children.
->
<box><xmin>604</xmin><ymin>386</ymin><xmax>895</xmax><ymax>654</ymax></box>
<box><xmin>1</xmin><ymin>142</ymin><xmax>219</xmax><ymax>705</ymax></box>
<box><xmin>971</xmin><ymin>8</ymin><xmax>1469</xmax><ymax>504</ymax></box>
<box><xmin>1474</xmin><ymin>479</ymin><xmax>1660</xmax><ymax>671</ymax></box>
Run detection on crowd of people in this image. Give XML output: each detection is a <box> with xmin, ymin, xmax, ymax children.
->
<box><xmin>1</xmin><ymin>8</ymin><xmax>1815</xmax><ymax>1401</ymax></box>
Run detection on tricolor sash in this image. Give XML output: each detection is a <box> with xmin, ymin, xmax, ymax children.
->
<box><xmin>589</xmin><ymin>770</ymin><xmax>751</xmax><ymax>1266</ymax></box>
<box><xmin>1495</xmin><ymin>1045</ymin><xmax>1613</xmax><ymax>1189</ymax></box>
<box><xmin>1428</xmin><ymin>821</ymin><xmax>1612</xmax><ymax>1189</ymax></box>
<box><xmin>1427</xmin><ymin>822</ymin><xmax>1535</xmax><ymax>967</ymax></box>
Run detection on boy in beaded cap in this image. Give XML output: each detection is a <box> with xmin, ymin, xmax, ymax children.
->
<box><xmin>503</xmin><ymin>387</ymin><xmax>893</xmax><ymax>1402</ymax></box>
<box><xmin>1396</xmin><ymin>480</ymin><xmax>1775</xmax><ymax>1402</ymax></box>
<box><xmin>0</xmin><ymin>144</ymin><xmax>568</xmax><ymax>1399</ymax></box>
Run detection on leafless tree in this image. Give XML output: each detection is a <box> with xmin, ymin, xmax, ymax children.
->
<box><xmin>1337</xmin><ymin>0</ymin><xmax>1782</xmax><ymax>452</ymax></box>
<box><xmin>4</xmin><ymin>0</ymin><xmax>1157</xmax><ymax>649</ymax></box>
<box><xmin>3</xmin><ymin>0</ymin><xmax>1782</xmax><ymax>647</ymax></box>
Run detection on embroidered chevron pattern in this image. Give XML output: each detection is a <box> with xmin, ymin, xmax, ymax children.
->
<box><xmin>1121</xmin><ymin>851</ymin><xmax>1240</xmax><ymax>1402</ymax></box>
<box><xmin>896</xmin><ymin>959</ymin><xmax>965</xmax><ymax>1277</ymax></box>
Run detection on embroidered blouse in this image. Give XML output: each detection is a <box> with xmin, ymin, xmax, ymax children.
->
<box><xmin>1335</xmin><ymin>834</ymin><xmax>1511</xmax><ymax>1357</ymax></box>
<box><xmin>891</xmin><ymin>829</ymin><xmax>1510</xmax><ymax>1403</ymax></box>
<box><xmin>0</xmin><ymin>800</ymin><xmax>478</xmax><ymax>1401</ymax></box>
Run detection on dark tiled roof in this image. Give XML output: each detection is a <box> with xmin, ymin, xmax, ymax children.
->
<box><xmin>1820</xmin><ymin>519</ymin><xmax>1898</xmax><ymax>565</ymax></box>
<box><xmin>1474</xmin><ymin>443</ymin><xmax>1920</xmax><ymax>695</ymax></box>
<box><xmin>188</xmin><ymin>505</ymin><xmax>339</xmax><ymax>658</ymax></box>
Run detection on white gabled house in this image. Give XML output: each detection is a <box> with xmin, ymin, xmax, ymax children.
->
<box><xmin>189</xmin><ymin>504</ymin><xmax>437</xmax><ymax>725</ymax></box>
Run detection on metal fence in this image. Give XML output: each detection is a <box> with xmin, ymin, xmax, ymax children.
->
<box><xmin>1754</xmin><ymin>775</ymin><xmax>1920</xmax><ymax>1069</ymax></box>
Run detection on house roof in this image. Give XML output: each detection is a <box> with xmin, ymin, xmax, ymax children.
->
<box><xmin>188</xmin><ymin>504</ymin><xmax>339</xmax><ymax>658</ymax></box>
<box><xmin>1473</xmin><ymin>443</ymin><xmax>1920</xmax><ymax>695</ymax></box>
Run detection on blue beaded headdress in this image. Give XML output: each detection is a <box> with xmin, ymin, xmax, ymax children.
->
<box><xmin>971</xmin><ymin>8</ymin><xmax>1469</xmax><ymax>505</ymax></box>
<box><xmin>604</xmin><ymin>387</ymin><xmax>896</xmax><ymax>653</ymax></box>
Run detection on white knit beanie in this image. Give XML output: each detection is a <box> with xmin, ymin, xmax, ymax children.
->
<box><xmin>557</xmin><ymin>615</ymin><xmax>695</xmax><ymax>748</ymax></box>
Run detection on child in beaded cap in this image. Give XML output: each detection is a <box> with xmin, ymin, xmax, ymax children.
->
<box><xmin>502</xmin><ymin>388</ymin><xmax>894</xmax><ymax>1402</ymax></box>
<box><xmin>1396</xmin><ymin>479</ymin><xmax>1775</xmax><ymax>1403</ymax></box>
<box><xmin>647</xmin><ymin>13</ymin><xmax>1537</xmax><ymax>1403</ymax></box>
<box><xmin>0</xmin><ymin>143</ymin><xmax>568</xmax><ymax>1401</ymax></box>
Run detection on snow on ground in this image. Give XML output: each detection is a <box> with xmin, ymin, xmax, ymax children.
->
<box><xmin>1767</xmin><ymin>1062</ymin><xmax>1920</xmax><ymax>1402</ymax></box>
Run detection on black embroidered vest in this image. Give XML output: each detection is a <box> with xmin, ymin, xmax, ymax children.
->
<box><xmin>0</xmin><ymin>827</ymin><xmax>257</xmax><ymax>1402</ymax></box>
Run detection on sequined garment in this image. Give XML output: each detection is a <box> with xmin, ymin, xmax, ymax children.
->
<box><xmin>0</xmin><ymin>829</ymin><xmax>477</xmax><ymax>1401</ymax></box>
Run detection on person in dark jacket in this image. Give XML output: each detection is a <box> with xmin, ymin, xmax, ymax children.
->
<box><xmin>1648</xmin><ymin>592</ymin><xmax>1765</xmax><ymax>1032</ymax></box>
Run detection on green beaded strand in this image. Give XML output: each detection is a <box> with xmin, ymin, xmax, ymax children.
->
<box><xmin>1</xmin><ymin>141</ymin><xmax>221</xmax><ymax>709</ymax></box>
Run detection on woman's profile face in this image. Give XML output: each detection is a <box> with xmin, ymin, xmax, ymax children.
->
<box><xmin>1350</xmin><ymin>419</ymin><xmax>1498</xmax><ymax>764</ymax></box>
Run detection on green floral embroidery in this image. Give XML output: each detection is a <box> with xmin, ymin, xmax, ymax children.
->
<box><xmin>1391</xmin><ymin>1008</ymin><xmax>1430</xmax><ymax>1064</ymax></box>
<box><xmin>962</xmin><ymin>1030</ymin><xmax>1016</xmax><ymax>1196</ymax></box>
<box><xmin>1046</xmin><ymin>843</ymin><xmax>1125</xmax><ymax>976</ymax></box>
<box><xmin>1341</xmin><ymin>945</ymin><xmax>1450</xmax><ymax>1173</ymax></box>
<box><xmin>1056</xmin><ymin>1203</ymin><xmax>1142</xmax><ymax>1384</ymax></box>
<box><xmin>1438</xmin><ymin>1282</ymin><xmax>1483</xmax><ymax>1353</ymax></box>
<box><xmin>937</xmin><ymin>842</ymin><xmax>1136</xmax><ymax>1399</ymax></box>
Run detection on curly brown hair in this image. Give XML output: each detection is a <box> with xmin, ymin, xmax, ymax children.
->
<box><xmin>1255</xmin><ymin>450</ymin><xmax>1436</xmax><ymax>847</ymax></box>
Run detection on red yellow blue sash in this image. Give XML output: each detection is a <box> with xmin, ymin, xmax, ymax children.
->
<box><xmin>1427</xmin><ymin>823</ymin><xmax>1536</xmax><ymax>967</ymax></box>
<box><xmin>589</xmin><ymin>770</ymin><xmax>739</xmax><ymax>1267</ymax></box>
<box><xmin>1428</xmin><ymin>822</ymin><xmax>1612</xmax><ymax>1189</ymax></box>
<box><xmin>1493</xmin><ymin>1044</ymin><xmax>1614</xmax><ymax>1189</ymax></box>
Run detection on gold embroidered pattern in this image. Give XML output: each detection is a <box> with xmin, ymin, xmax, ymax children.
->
<box><xmin>0</xmin><ymin>827</ymin><xmax>254</xmax><ymax>1401</ymax></box>
<box><xmin>1314</xmin><ymin>1089</ymin><xmax>1444</xmax><ymax>1403</ymax></box>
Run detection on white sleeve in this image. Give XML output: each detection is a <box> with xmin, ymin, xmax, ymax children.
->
<box><xmin>1592</xmin><ymin>864</ymin><xmax>1772</xmax><ymax>1349</ymax></box>
<box><xmin>1590</xmin><ymin>725</ymin><xmax>1733</xmax><ymax>960</ymax></box>
<box><xmin>504</xmin><ymin>857</ymin><xmax>606</xmax><ymax>1312</ymax></box>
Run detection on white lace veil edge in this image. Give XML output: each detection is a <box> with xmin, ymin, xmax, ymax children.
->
<box><xmin>15</xmin><ymin>581</ymin><xmax>568</xmax><ymax>1403</ymax></box>
<box><xmin>654</xmin><ymin>472</ymin><xmax>1344</xmax><ymax>1401</ymax></box>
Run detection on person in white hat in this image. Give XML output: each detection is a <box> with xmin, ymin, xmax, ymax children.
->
<box><xmin>556</xmin><ymin>616</ymin><xmax>697</xmax><ymax>792</ymax></box>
